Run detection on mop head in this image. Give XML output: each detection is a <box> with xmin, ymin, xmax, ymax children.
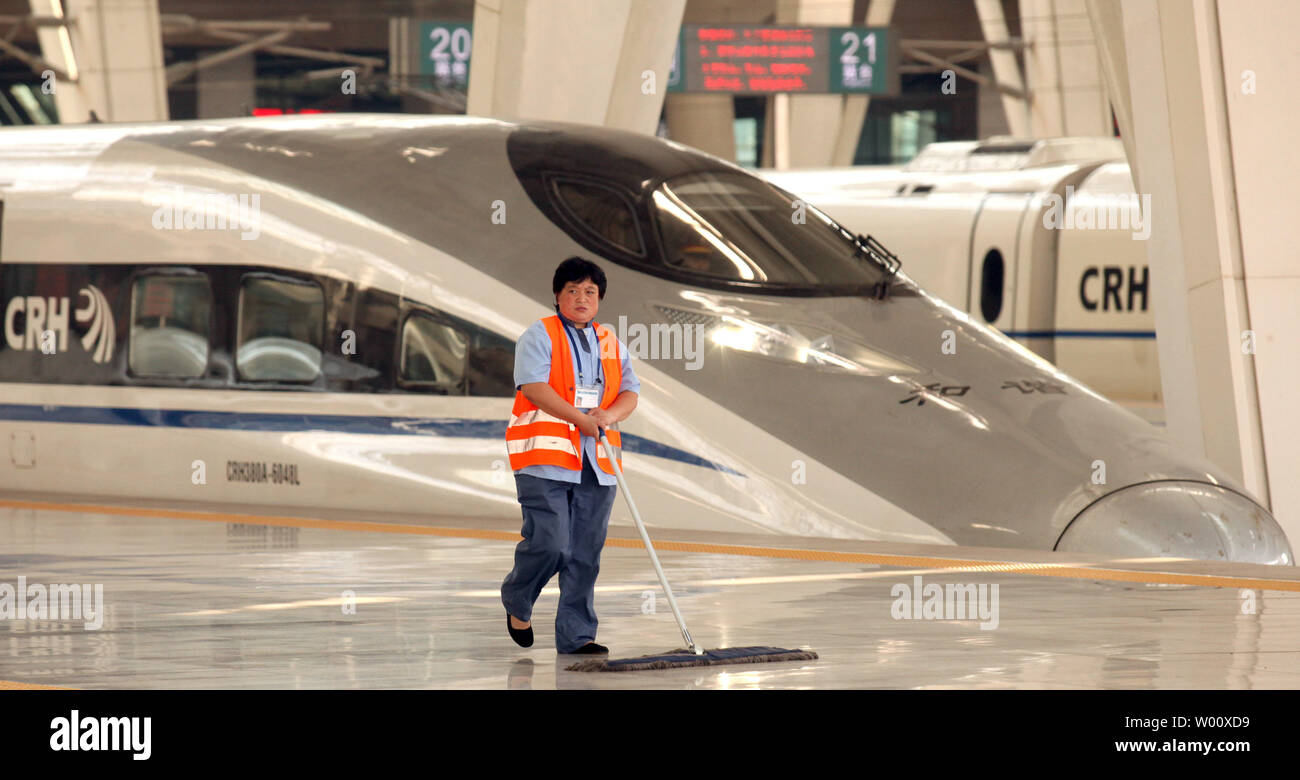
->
<box><xmin>566</xmin><ymin>645</ymin><xmax>818</xmax><ymax>672</ymax></box>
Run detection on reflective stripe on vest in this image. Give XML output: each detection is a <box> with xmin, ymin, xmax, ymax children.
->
<box><xmin>506</xmin><ymin>315</ymin><xmax>624</xmax><ymax>474</ymax></box>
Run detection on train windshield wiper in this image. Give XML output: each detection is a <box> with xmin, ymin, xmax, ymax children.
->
<box><xmin>826</xmin><ymin>219</ymin><xmax>902</xmax><ymax>300</ymax></box>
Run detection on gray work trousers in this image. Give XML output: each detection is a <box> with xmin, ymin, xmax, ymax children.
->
<box><xmin>501</xmin><ymin>456</ymin><xmax>617</xmax><ymax>652</ymax></box>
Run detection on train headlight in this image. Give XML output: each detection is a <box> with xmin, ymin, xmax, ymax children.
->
<box><xmin>655</xmin><ymin>304</ymin><xmax>918</xmax><ymax>376</ymax></box>
<box><xmin>1056</xmin><ymin>481</ymin><xmax>1293</xmax><ymax>565</ymax></box>
<box><xmin>709</xmin><ymin>324</ymin><xmax>759</xmax><ymax>352</ymax></box>
<box><xmin>707</xmin><ymin>317</ymin><xmax>915</xmax><ymax>375</ymax></box>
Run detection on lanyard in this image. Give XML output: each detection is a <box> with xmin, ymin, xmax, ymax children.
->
<box><xmin>559</xmin><ymin>315</ymin><xmax>596</xmax><ymax>385</ymax></box>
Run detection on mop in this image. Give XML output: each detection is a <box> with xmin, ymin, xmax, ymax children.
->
<box><xmin>565</xmin><ymin>429</ymin><xmax>818</xmax><ymax>672</ymax></box>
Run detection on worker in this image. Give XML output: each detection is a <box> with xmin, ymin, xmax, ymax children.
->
<box><xmin>502</xmin><ymin>256</ymin><xmax>640</xmax><ymax>654</ymax></box>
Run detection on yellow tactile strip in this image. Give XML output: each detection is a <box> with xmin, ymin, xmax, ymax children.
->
<box><xmin>0</xmin><ymin>680</ymin><xmax>72</xmax><ymax>690</ymax></box>
<box><xmin>2</xmin><ymin>498</ymin><xmax>1299</xmax><ymax>593</ymax></box>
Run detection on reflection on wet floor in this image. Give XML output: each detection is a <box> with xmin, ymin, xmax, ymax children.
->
<box><xmin>0</xmin><ymin>500</ymin><xmax>1297</xmax><ymax>689</ymax></box>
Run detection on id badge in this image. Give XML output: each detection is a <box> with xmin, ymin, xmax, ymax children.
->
<box><xmin>574</xmin><ymin>384</ymin><xmax>601</xmax><ymax>409</ymax></box>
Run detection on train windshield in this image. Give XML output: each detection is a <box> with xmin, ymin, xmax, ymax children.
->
<box><xmin>651</xmin><ymin>172</ymin><xmax>886</xmax><ymax>292</ymax></box>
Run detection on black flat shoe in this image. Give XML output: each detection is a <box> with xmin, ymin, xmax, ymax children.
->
<box><xmin>571</xmin><ymin>642</ymin><xmax>608</xmax><ymax>654</ymax></box>
<box><xmin>507</xmin><ymin>611</ymin><xmax>533</xmax><ymax>648</ymax></box>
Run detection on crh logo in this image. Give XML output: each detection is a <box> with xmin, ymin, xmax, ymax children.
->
<box><xmin>3</xmin><ymin>284</ymin><xmax>115</xmax><ymax>363</ymax></box>
<box><xmin>1079</xmin><ymin>265</ymin><xmax>1149</xmax><ymax>312</ymax></box>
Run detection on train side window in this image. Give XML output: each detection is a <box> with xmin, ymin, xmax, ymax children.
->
<box><xmin>236</xmin><ymin>276</ymin><xmax>323</xmax><ymax>382</ymax></box>
<box><xmin>396</xmin><ymin>306</ymin><xmax>515</xmax><ymax>397</ymax></box>
<box><xmin>467</xmin><ymin>328</ymin><xmax>516</xmax><ymax>397</ymax></box>
<box><xmin>980</xmin><ymin>249</ymin><xmax>1005</xmax><ymax>323</ymax></box>
<box><xmin>551</xmin><ymin>178</ymin><xmax>646</xmax><ymax>256</ymax></box>
<box><xmin>128</xmin><ymin>274</ymin><xmax>212</xmax><ymax>378</ymax></box>
<box><xmin>400</xmin><ymin>312</ymin><xmax>468</xmax><ymax>393</ymax></box>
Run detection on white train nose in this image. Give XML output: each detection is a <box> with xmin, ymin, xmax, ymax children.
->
<box><xmin>1055</xmin><ymin>481</ymin><xmax>1293</xmax><ymax>565</ymax></box>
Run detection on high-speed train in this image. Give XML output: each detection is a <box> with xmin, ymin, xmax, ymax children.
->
<box><xmin>761</xmin><ymin>137</ymin><xmax>1159</xmax><ymax>409</ymax></box>
<box><xmin>0</xmin><ymin>115</ymin><xmax>1289</xmax><ymax>564</ymax></box>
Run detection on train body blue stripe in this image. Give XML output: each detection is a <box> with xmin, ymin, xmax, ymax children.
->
<box><xmin>0</xmin><ymin>403</ymin><xmax>742</xmax><ymax>476</ymax></box>
<box><xmin>1004</xmin><ymin>330</ymin><xmax>1156</xmax><ymax>340</ymax></box>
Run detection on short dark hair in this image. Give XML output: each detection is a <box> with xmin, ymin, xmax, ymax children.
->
<box><xmin>552</xmin><ymin>256</ymin><xmax>607</xmax><ymax>299</ymax></box>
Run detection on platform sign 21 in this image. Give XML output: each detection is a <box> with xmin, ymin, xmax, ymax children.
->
<box><xmin>420</xmin><ymin>22</ymin><xmax>472</xmax><ymax>86</ymax></box>
<box><xmin>829</xmin><ymin>27</ymin><xmax>894</xmax><ymax>94</ymax></box>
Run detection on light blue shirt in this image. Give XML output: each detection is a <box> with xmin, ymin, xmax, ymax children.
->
<box><xmin>513</xmin><ymin>316</ymin><xmax>640</xmax><ymax>486</ymax></box>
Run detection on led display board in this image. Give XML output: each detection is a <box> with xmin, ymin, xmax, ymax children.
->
<box><xmin>669</xmin><ymin>25</ymin><xmax>898</xmax><ymax>95</ymax></box>
<box><xmin>397</xmin><ymin>21</ymin><xmax>896</xmax><ymax>96</ymax></box>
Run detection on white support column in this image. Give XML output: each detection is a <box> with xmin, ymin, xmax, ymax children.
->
<box><xmin>772</xmin><ymin>92</ymin><xmax>791</xmax><ymax>169</ymax></box>
<box><xmin>1086</xmin><ymin>0</ymin><xmax>1300</xmax><ymax>539</ymax></box>
<box><xmin>1213</xmin><ymin>0</ymin><xmax>1300</xmax><ymax>529</ymax></box>
<box><xmin>1084</xmin><ymin>0</ymin><xmax>1134</xmax><ymax>159</ymax></box>
<box><xmin>467</xmin><ymin>0</ymin><xmax>684</xmax><ymax>135</ymax></box>
<box><xmin>58</xmin><ymin>0</ymin><xmax>168</xmax><ymax>121</ymax></box>
<box><xmin>606</xmin><ymin>0</ymin><xmax>685</xmax><ymax>133</ymax></box>
<box><xmin>28</xmin><ymin>0</ymin><xmax>91</xmax><ymax>122</ymax></box>
<box><xmin>774</xmin><ymin>0</ymin><xmax>852</xmax><ymax>169</ymax></box>
<box><xmin>1020</xmin><ymin>0</ymin><xmax>1108</xmax><ymax>136</ymax></box>
<box><xmin>974</xmin><ymin>0</ymin><xmax>1029</xmax><ymax>137</ymax></box>
<box><xmin>664</xmin><ymin>94</ymin><xmax>736</xmax><ymax>161</ymax></box>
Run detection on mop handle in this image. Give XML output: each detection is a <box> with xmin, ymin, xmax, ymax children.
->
<box><xmin>599</xmin><ymin>427</ymin><xmax>701</xmax><ymax>655</ymax></box>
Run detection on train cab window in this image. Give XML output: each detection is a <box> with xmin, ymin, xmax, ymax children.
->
<box><xmin>651</xmin><ymin>172</ymin><xmax>887</xmax><ymax>293</ymax></box>
<box><xmin>236</xmin><ymin>276</ymin><xmax>323</xmax><ymax>382</ymax></box>
<box><xmin>128</xmin><ymin>274</ymin><xmax>212</xmax><ymax>378</ymax></box>
<box><xmin>551</xmin><ymin>178</ymin><xmax>645</xmax><ymax>256</ymax></box>
<box><xmin>400</xmin><ymin>312</ymin><xmax>468</xmax><ymax>393</ymax></box>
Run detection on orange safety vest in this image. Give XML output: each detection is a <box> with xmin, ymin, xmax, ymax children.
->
<box><xmin>506</xmin><ymin>315</ymin><xmax>624</xmax><ymax>474</ymax></box>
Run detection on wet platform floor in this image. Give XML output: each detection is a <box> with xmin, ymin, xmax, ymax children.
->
<box><xmin>1</xmin><ymin>496</ymin><xmax>1297</xmax><ymax>689</ymax></box>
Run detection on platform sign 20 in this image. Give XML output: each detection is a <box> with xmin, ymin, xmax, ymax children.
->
<box><xmin>420</xmin><ymin>22</ymin><xmax>472</xmax><ymax>86</ymax></box>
